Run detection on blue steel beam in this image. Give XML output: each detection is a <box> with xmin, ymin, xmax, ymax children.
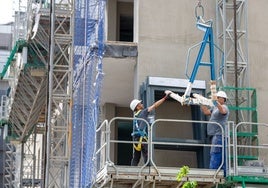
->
<box><xmin>189</xmin><ymin>21</ymin><xmax>215</xmax><ymax>84</ymax></box>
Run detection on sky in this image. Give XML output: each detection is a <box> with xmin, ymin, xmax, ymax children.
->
<box><xmin>0</xmin><ymin>0</ymin><xmax>15</xmax><ymax>24</ymax></box>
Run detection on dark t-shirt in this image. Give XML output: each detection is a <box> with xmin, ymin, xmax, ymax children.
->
<box><xmin>133</xmin><ymin>108</ymin><xmax>149</xmax><ymax>135</ymax></box>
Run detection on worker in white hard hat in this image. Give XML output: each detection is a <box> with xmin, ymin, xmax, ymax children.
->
<box><xmin>129</xmin><ymin>91</ymin><xmax>172</xmax><ymax>166</ymax></box>
<box><xmin>200</xmin><ymin>90</ymin><xmax>229</xmax><ymax>172</ymax></box>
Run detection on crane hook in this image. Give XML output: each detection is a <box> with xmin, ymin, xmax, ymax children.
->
<box><xmin>195</xmin><ymin>0</ymin><xmax>204</xmax><ymax>20</ymax></box>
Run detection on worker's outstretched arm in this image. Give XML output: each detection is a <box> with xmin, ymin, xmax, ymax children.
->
<box><xmin>148</xmin><ymin>91</ymin><xmax>171</xmax><ymax>112</ymax></box>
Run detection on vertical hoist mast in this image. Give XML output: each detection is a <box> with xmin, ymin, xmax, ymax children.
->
<box><xmin>45</xmin><ymin>0</ymin><xmax>74</xmax><ymax>187</ymax></box>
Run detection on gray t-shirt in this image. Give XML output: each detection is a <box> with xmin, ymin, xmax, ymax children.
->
<box><xmin>207</xmin><ymin>104</ymin><xmax>229</xmax><ymax>136</ymax></box>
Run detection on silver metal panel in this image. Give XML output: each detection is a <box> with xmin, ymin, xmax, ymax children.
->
<box><xmin>148</xmin><ymin>76</ymin><xmax>206</xmax><ymax>89</ymax></box>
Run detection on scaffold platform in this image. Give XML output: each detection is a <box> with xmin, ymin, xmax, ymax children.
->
<box><xmin>94</xmin><ymin>165</ymin><xmax>225</xmax><ymax>188</ymax></box>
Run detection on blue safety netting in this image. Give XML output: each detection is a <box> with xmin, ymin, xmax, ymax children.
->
<box><xmin>70</xmin><ymin>0</ymin><xmax>106</xmax><ymax>187</ymax></box>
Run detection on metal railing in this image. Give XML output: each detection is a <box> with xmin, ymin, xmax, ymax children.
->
<box><xmin>231</xmin><ymin>122</ymin><xmax>268</xmax><ymax>177</ymax></box>
<box><xmin>151</xmin><ymin>118</ymin><xmax>224</xmax><ymax>180</ymax></box>
<box><xmin>94</xmin><ymin>117</ymin><xmax>226</xmax><ymax>182</ymax></box>
<box><xmin>94</xmin><ymin>117</ymin><xmax>268</xmax><ymax>187</ymax></box>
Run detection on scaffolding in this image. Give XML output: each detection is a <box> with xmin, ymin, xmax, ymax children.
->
<box><xmin>1</xmin><ymin>0</ymin><xmax>74</xmax><ymax>187</ymax></box>
<box><xmin>0</xmin><ymin>0</ymin><xmax>106</xmax><ymax>186</ymax></box>
<box><xmin>216</xmin><ymin>0</ymin><xmax>250</xmax><ymax>123</ymax></box>
<box><xmin>2</xmin><ymin>0</ymin><xmax>267</xmax><ymax>187</ymax></box>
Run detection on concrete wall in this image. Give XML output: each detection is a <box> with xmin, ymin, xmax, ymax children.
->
<box><xmin>248</xmin><ymin>0</ymin><xmax>268</xmax><ymax>163</ymax></box>
<box><xmin>131</xmin><ymin>0</ymin><xmax>268</xmax><ymax>126</ymax></box>
<box><xmin>106</xmin><ymin>0</ymin><xmax>117</xmax><ymax>41</ymax></box>
<box><xmin>105</xmin><ymin>0</ymin><xmax>267</xmax><ymax>119</ymax></box>
<box><xmin>135</xmin><ymin>0</ymin><xmax>216</xmax><ymax>93</ymax></box>
<box><xmin>248</xmin><ymin>1</ymin><xmax>268</xmax><ymax>122</ymax></box>
<box><xmin>130</xmin><ymin>0</ymin><xmax>215</xmax><ymax>167</ymax></box>
<box><xmin>103</xmin><ymin>0</ymin><xmax>268</xmax><ymax>167</ymax></box>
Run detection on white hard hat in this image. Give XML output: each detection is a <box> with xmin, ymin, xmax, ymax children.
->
<box><xmin>217</xmin><ymin>91</ymin><xmax>227</xmax><ymax>99</ymax></box>
<box><xmin>130</xmin><ymin>99</ymin><xmax>142</xmax><ymax>111</ymax></box>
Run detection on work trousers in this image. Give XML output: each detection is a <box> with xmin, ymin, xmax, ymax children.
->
<box><xmin>131</xmin><ymin>137</ymin><xmax>148</xmax><ymax>166</ymax></box>
<box><xmin>209</xmin><ymin>135</ymin><xmax>225</xmax><ymax>171</ymax></box>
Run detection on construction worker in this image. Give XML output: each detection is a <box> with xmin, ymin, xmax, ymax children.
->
<box><xmin>129</xmin><ymin>91</ymin><xmax>171</xmax><ymax>166</ymax></box>
<box><xmin>200</xmin><ymin>91</ymin><xmax>229</xmax><ymax>170</ymax></box>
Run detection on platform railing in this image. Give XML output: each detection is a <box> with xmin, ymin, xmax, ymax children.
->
<box><xmin>94</xmin><ymin>119</ymin><xmax>109</xmax><ymax>172</ymax></box>
<box><xmin>94</xmin><ymin>117</ymin><xmax>225</xmax><ymax>182</ymax></box>
<box><xmin>150</xmin><ymin>119</ymin><xmax>224</xmax><ymax>180</ymax></box>
<box><xmin>107</xmin><ymin>117</ymin><xmax>151</xmax><ymax>174</ymax></box>
<box><xmin>231</xmin><ymin>122</ymin><xmax>268</xmax><ymax>176</ymax></box>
